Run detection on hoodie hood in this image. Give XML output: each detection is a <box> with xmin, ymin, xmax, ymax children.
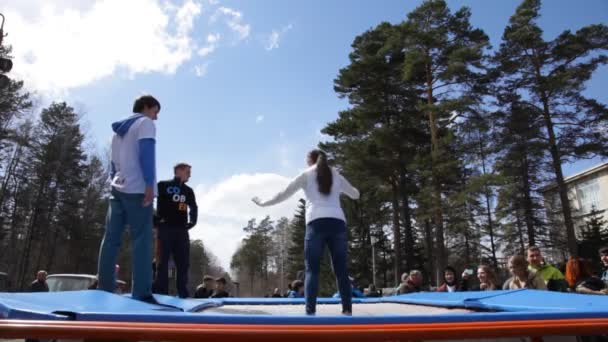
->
<box><xmin>112</xmin><ymin>114</ymin><xmax>144</xmax><ymax>137</ymax></box>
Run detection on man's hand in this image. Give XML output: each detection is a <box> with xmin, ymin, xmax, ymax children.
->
<box><xmin>187</xmin><ymin>222</ymin><xmax>196</xmax><ymax>230</ymax></box>
<box><xmin>252</xmin><ymin>196</ymin><xmax>263</xmax><ymax>206</ymax></box>
<box><xmin>143</xmin><ymin>186</ymin><xmax>154</xmax><ymax>207</ymax></box>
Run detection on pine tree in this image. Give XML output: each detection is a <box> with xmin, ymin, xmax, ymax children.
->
<box><xmin>16</xmin><ymin>102</ymin><xmax>88</xmax><ymax>288</ymax></box>
<box><xmin>326</xmin><ymin>20</ymin><xmax>430</xmax><ymax>283</ymax></box>
<box><xmin>286</xmin><ymin>200</ymin><xmax>306</xmax><ymax>282</ymax></box>
<box><xmin>400</xmin><ymin>0</ymin><xmax>490</xmax><ymax>274</ymax></box>
<box><xmin>579</xmin><ymin>206</ymin><xmax>608</xmax><ymax>271</ymax></box>
<box><xmin>494</xmin><ymin>101</ymin><xmax>548</xmax><ymax>249</ymax></box>
<box><xmin>495</xmin><ymin>0</ymin><xmax>608</xmax><ymax>256</ymax></box>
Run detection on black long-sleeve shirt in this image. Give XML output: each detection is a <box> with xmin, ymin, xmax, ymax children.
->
<box><xmin>156</xmin><ymin>177</ymin><xmax>198</xmax><ymax>229</ymax></box>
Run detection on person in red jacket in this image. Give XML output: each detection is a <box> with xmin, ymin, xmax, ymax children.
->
<box><xmin>437</xmin><ymin>266</ymin><xmax>467</xmax><ymax>292</ymax></box>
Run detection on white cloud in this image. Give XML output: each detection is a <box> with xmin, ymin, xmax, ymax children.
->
<box><xmin>197</xmin><ymin>33</ymin><xmax>221</xmax><ymax>57</ymax></box>
<box><xmin>213</xmin><ymin>6</ymin><xmax>250</xmax><ymax>40</ymax></box>
<box><xmin>176</xmin><ymin>0</ymin><xmax>202</xmax><ymax>36</ymax></box>
<box><xmin>256</xmin><ymin>115</ymin><xmax>264</xmax><ymax>123</ymax></box>
<box><xmin>5</xmin><ymin>0</ymin><xmax>203</xmax><ymax>92</ymax></box>
<box><xmin>207</xmin><ymin>33</ymin><xmax>221</xmax><ymax>43</ymax></box>
<box><xmin>265</xmin><ymin>24</ymin><xmax>293</xmax><ymax>51</ymax></box>
<box><xmin>198</xmin><ymin>45</ymin><xmax>216</xmax><ymax>57</ymax></box>
<box><xmin>194</xmin><ymin>63</ymin><xmax>208</xmax><ymax>77</ymax></box>
<box><xmin>192</xmin><ymin>173</ymin><xmax>303</xmax><ymax>271</ymax></box>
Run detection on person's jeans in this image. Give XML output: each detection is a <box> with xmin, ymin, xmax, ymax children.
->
<box><xmin>98</xmin><ymin>189</ymin><xmax>153</xmax><ymax>300</ymax></box>
<box><xmin>304</xmin><ymin>218</ymin><xmax>351</xmax><ymax>314</ymax></box>
<box><xmin>154</xmin><ymin>226</ymin><xmax>190</xmax><ymax>298</ymax></box>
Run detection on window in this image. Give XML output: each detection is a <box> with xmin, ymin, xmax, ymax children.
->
<box><xmin>576</xmin><ymin>178</ymin><xmax>601</xmax><ymax>214</ymax></box>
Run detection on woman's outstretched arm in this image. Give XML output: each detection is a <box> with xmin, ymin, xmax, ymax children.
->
<box><xmin>339</xmin><ymin>173</ymin><xmax>360</xmax><ymax>200</ymax></box>
<box><xmin>253</xmin><ymin>172</ymin><xmax>307</xmax><ymax>207</ymax></box>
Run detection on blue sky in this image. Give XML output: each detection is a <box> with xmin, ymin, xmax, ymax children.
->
<box><xmin>5</xmin><ymin>0</ymin><xmax>607</xmax><ymax>269</ymax></box>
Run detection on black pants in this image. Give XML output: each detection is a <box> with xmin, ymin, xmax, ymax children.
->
<box><xmin>154</xmin><ymin>226</ymin><xmax>190</xmax><ymax>298</ymax></box>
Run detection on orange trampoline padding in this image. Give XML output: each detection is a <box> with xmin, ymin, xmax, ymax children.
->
<box><xmin>1</xmin><ymin>318</ymin><xmax>608</xmax><ymax>341</ymax></box>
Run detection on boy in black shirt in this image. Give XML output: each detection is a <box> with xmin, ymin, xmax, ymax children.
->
<box><xmin>211</xmin><ymin>277</ymin><xmax>230</xmax><ymax>298</ymax></box>
<box><xmin>154</xmin><ymin>162</ymin><xmax>198</xmax><ymax>298</ymax></box>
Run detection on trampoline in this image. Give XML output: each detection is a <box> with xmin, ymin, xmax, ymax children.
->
<box><xmin>1</xmin><ymin>289</ymin><xmax>607</xmax><ymax>341</ymax></box>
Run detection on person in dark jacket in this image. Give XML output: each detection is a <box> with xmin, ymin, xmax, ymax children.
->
<box><xmin>210</xmin><ymin>277</ymin><xmax>230</xmax><ymax>298</ymax></box>
<box><xmin>365</xmin><ymin>284</ymin><xmax>381</xmax><ymax>297</ymax></box>
<box><xmin>154</xmin><ymin>162</ymin><xmax>198</xmax><ymax>298</ymax></box>
<box><xmin>194</xmin><ymin>275</ymin><xmax>215</xmax><ymax>298</ymax></box>
<box><xmin>29</xmin><ymin>270</ymin><xmax>49</xmax><ymax>292</ymax></box>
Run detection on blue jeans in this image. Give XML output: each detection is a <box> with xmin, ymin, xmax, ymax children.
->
<box><xmin>98</xmin><ymin>189</ymin><xmax>153</xmax><ymax>300</ymax></box>
<box><xmin>154</xmin><ymin>226</ymin><xmax>190</xmax><ymax>298</ymax></box>
<box><xmin>304</xmin><ymin>218</ymin><xmax>352</xmax><ymax>314</ymax></box>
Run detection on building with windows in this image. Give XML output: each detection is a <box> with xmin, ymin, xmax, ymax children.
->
<box><xmin>541</xmin><ymin>162</ymin><xmax>608</xmax><ymax>257</ymax></box>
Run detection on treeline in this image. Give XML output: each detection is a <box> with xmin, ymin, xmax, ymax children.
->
<box><xmin>231</xmin><ymin>200</ymin><xmax>338</xmax><ymax>297</ymax></box>
<box><xmin>0</xmin><ymin>48</ymin><xmax>225</xmax><ymax>291</ymax></box>
<box><xmin>231</xmin><ymin>0</ymin><xmax>608</xmax><ymax>294</ymax></box>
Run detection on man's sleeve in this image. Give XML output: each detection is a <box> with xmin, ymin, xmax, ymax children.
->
<box><xmin>137</xmin><ymin>119</ymin><xmax>156</xmax><ymax>187</ymax></box>
<box><xmin>154</xmin><ymin>182</ymin><xmax>163</xmax><ymax>225</ymax></box>
<box><xmin>188</xmin><ymin>188</ymin><xmax>198</xmax><ymax>228</ymax></box>
<box><xmin>552</xmin><ymin>267</ymin><xmax>565</xmax><ymax>279</ymax></box>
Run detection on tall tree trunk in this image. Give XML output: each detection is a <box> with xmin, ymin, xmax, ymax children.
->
<box><xmin>398</xmin><ymin>169</ymin><xmax>415</xmax><ymax>271</ymax></box>
<box><xmin>462</xmin><ymin>202</ymin><xmax>472</xmax><ymax>266</ymax></box>
<box><xmin>532</xmin><ymin>56</ymin><xmax>577</xmax><ymax>257</ymax></box>
<box><xmin>477</xmin><ymin>136</ymin><xmax>498</xmax><ymax>268</ymax></box>
<box><xmin>0</xmin><ymin>145</ymin><xmax>20</xmax><ymax>210</ymax></box>
<box><xmin>425</xmin><ymin>59</ymin><xmax>447</xmax><ymax>278</ymax></box>
<box><xmin>424</xmin><ymin>219</ymin><xmax>436</xmax><ymax>285</ymax></box>
<box><xmin>390</xmin><ymin>181</ymin><xmax>402</xmax><ymax>285</ymax></box>
<box><xmin>45</xmin><ymin>222</ymin><xmax>62</xmax><ymax>272</ymax></box>
<box><xmin>18</xmin><ymin>180</ymin><xmax>47</xmax><ymax>289</ymax></box>
<box><xmin>514</xmin><ymin>204</ymin><xmax>526</xmax><ymax>254</ymax></box>
<box><xmin>382</xmin><ymin>248</ymin><xmax>388</xmax><ymax>286</ymax></box>
<box><xmin>521</xmin><ymin>155</ymin><xmax>536</xmax><ymax>246</ymax></box>
<box><xmin>6</xmin><ymin>179</ymin><xmax>22</xmax><ymax>287</ymax></box>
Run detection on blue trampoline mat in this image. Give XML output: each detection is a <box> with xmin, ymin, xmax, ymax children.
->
<box><xmin>1</xmin><ymin>289</ymin><xmax>607</xmax><ymax>325</ymax></box>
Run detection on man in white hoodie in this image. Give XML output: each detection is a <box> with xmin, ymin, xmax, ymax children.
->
<box><xmin>97</xmin><ymin>95</ymin><xmax>159</xmax><ymax>302</ymax></box>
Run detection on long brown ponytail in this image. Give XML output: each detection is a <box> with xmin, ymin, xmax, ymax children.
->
<box><xmin>309</xmin><ymin>149</ymin><xmax>332</xmax><ymax>195</ymax></box>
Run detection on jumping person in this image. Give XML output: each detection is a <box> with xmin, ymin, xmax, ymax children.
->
<box><xmin>154</xmin><ymin>163</ymin><xmax>198</xmax><ymax>298</ymax></box>
<box><xmin>252</xmin><ymin>149</ymin><xmax>360</xmax><ymax>315</ymax></box>
<box><xmin>97</xmin><ymin>95</ymin><xmax>160</xmax><ymax>302</ymax></box>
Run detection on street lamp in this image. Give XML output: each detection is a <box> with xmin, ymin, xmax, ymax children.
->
<box><xmin>0</xmin><ymin>13</ymin><xmax>12</xmax><ymax>89</ymax></box>
<box><xmin>370</xmin><ymin>235</ymin><xmax>378</xmax><ymax>286</ymax></box>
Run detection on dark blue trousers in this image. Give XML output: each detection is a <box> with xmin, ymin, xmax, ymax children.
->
<box><xmin>304</xmin><ymin>218</ymin><xmax>352</xmax><ymax>314</ymax></box>
<box><xmin>155</xmin><ymin>226</ymin><xmax>190</xmax><ymax>298</ymax></box>
<box><xmin>98</xmin><ymin>189</ymin><xmax>153</xmax><ymax>300</ymax></box>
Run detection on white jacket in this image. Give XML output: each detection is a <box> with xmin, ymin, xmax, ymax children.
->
<box><xmin>259</xmin><ymin>166</ymin><xmax>359</xmax><ymax>224</ymax></box>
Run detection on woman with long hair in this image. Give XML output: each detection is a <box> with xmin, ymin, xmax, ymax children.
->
<box><xmin>472</xmin><ymin>264</ymin><xmax>500</xmax><ymax>291</ymax></box>
<box><xmin>503</xmin><ymin>255</ymin><xmax>546</xmax><ymax>290</ymax></box>
<box><xmin>252</xmin><ymin>149</ymin><xmax>359</xmax><ymax>315</ymax></box>
<box><xmin>565</xmin><ymin>257</ymin><xmax>608</xmax><ymax>295</ymax></box>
